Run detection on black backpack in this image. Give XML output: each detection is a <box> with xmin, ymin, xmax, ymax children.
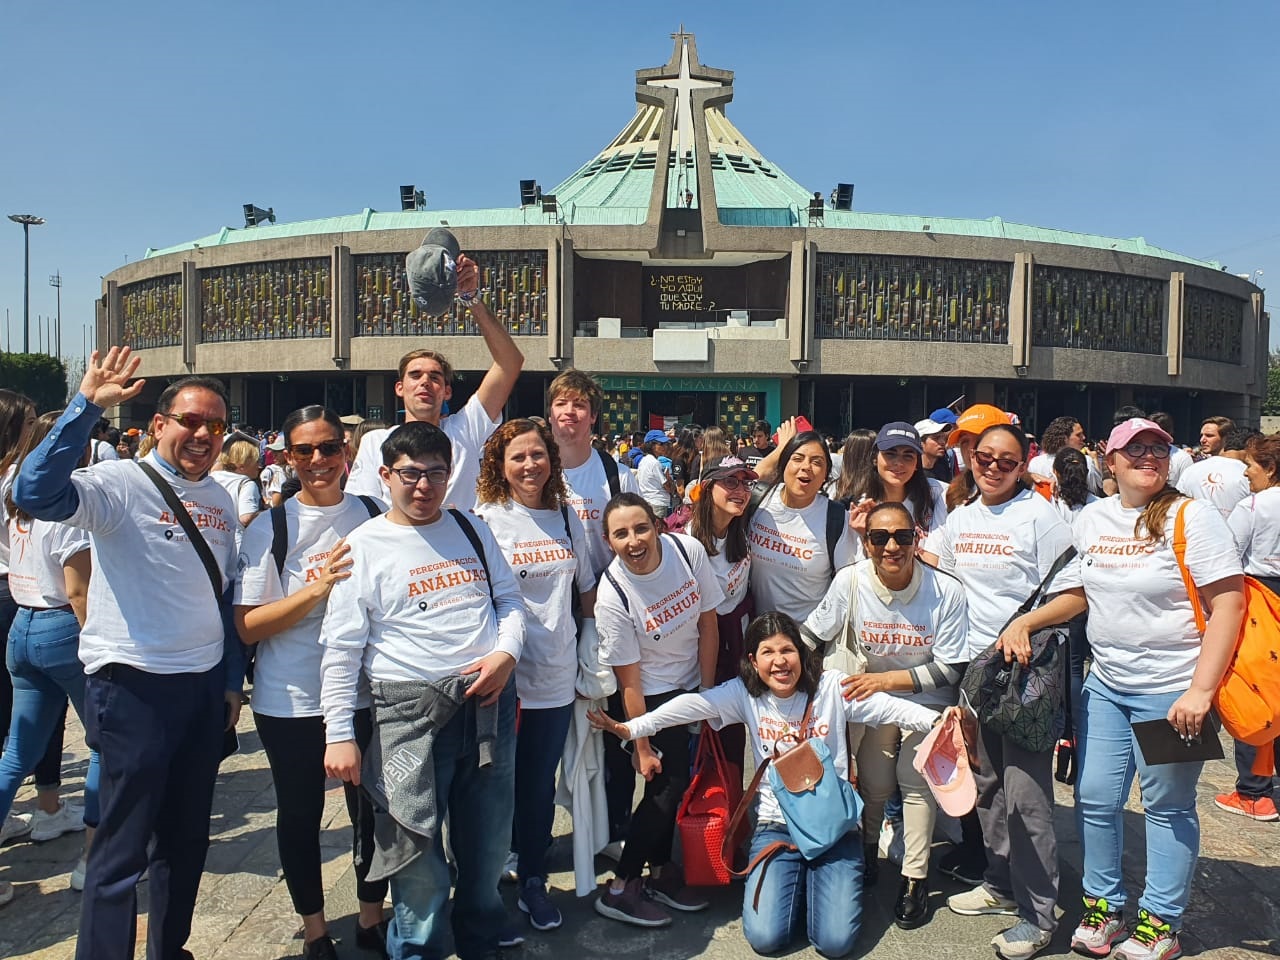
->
<box><xmin>270</xmin><ymin>494</ymin><xmax>382</xmax><ymax>576</ymax></box>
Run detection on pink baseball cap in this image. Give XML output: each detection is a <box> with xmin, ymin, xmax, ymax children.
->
<box><xmin>912</xmin><ymin>709</ymin><xmax>976</xmax><ymax>818</ymax></box>
<box><xmin>1105</xmin><ymin>417</ymin><xmax>1173</xmax><ymax>454</ymax></box>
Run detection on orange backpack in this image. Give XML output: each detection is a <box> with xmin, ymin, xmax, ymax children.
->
<box><xmin>1173</xmin><ymin>501</ymin><xmax>1280</xmax><ymax>776</ymax></box>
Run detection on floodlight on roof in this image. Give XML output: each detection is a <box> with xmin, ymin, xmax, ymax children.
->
<box><xmin>834</xmin><ymin>183</ymin><xmax>854</xmax><ymax>211</ymax></box>
<box><xmin>243</xmin><ymin>204</ymin><xmax>275</xmax><ymax>227</ymax></box>
<box><xmin>519</xmin><ymin>179</ymin><xmax>541</xmax><ymax>206</ymax></box>
<box><xmin>807</xmin><ymin>193</ymin><xmax>824</xmax><ymax>226</ymax></box>
<box><xmin>400</xmin><ymin>185</ymin><xmax>425</xmax><ymax>211</ymax></box>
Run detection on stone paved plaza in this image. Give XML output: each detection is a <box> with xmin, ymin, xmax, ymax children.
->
<box><xmin>1</xmin><ymin>709</ymin><xmax>1276</xmax><ymax>960</ymax></box>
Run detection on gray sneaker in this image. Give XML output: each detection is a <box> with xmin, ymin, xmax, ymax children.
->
<box><xmin>947</xmin><ymin>884</ymin><xmax>1019</xmax><ymax>916</ymax></box>
<box><xmin>993</xmin><ymin>920</ymin><xmax>1053</xmax><ymax>960</ymax></box>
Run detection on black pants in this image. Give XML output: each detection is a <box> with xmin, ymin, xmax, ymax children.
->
<box><xmin>611</xmin><ymin>688</ymin><xmax>693</xmax><ymax>881</ymax></box>
<box><xmin>254</xmin><ymin>709</ymin><xmax>387</xmax><ymax>915</ymax></box>
<box><xmin>78</xmin><ymin>663</ymin><xmax>224</xmax><ymax>960</ymax></box>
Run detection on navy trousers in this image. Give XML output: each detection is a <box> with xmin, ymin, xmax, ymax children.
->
<box><xmin>77</xmin><ymin>663</ymin><xmax>225</xmax><ymax>960</ymax></box>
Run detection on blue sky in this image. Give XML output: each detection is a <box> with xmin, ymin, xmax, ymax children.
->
<box><xmin>2</xmin><ymin>0</ymin><xmax>1276</xmax><ymax>361</ymax></box>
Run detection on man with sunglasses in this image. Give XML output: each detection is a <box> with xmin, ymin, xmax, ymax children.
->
<box><xmin>346</xmin><ymin>251</ymin><xmax>524</xmax><ymax>510</ymax></box>
<box><xmin>14</xmin><ymin>347</ymin><xmax>243</xmax><ymax>960</ymax></box>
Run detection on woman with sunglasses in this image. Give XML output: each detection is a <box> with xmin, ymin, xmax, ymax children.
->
<box><xmin>589</xmin><ymin>611</ymin><xmax>946</xmax><ymax>957</ymax></box>
<box><xmin>678</xmin><ymin>455</ymin><xmax>758</xmax><ymax>771</ymax></box>
<box><xmin>1068</xmin><ymin>419</ymin><xmax>1244</xmax><ymax>960</ymax></box>
<box><xmin>233</xmin><ymin>406</ymin><xmax>388</xmax><ymax>960</ymax></box>
<box><xmin>593</xmin><ymin>492</ymin><xmax>722</xmax><ymax>929</ymax></box>
<box><xmin>0</xmin><ymin>412</ymin><xmax>99</xmax><ymax>905</ymax></box>
<box><xmin>474</xmin><ymin>419</ymin><xmax>598</xmax><ymax>932</ymax></box>
<box><xmin>803</xmin><ymin>501</ymin><xmax>968</xmax><ymax>930</ymax></box>
<box><xmin>749</xmin><ymin>428</ymin><xmax>856</xmax><ymax>622</ymax></box>
<box><xmin>921</xmin><ymin>423</ymin><xmax>1085</xmax><ymax>960</ymax></box>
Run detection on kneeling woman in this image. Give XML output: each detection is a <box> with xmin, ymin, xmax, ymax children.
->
<box><xmin>591</xmin><ymin>612</ymin><xmax>943</xmax><ymax>958</ymax></box>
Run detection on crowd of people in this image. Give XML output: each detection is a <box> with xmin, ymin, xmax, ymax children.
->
<box><xmin>0</xmin><ymin>282</ymin><xmax>1276</xmax><ymax>960</ymax></box>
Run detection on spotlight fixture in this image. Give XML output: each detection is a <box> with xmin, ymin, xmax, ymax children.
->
<box><xmin>833</xmin><ymin>183</ymin><xmax>854</xmax><ymax>210</ymax></box>
<box><xmin>243</xmin><ymin>204</ymin><xmax>275</xmax><ymax>227</ymax></box>
<box><xmin>400</xmin><ymin>186</ymin><xmax>426</xmax><ymax>211</ymax></box>
<box><xmin>519</xmin><ymin>180</ymin><xmax>541</xmax><ymax>206</ymax></box>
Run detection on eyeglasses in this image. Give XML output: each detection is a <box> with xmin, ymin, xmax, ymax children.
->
<box><xmin>162</xmin><ymin>413</ymin><xmax>227</xmax><ymax>436</ymax></box>
<box><xmin>288</xmin><ymin>440</ymin><xmax>345</xmax><ymax>458</ymax></box>
<box><xmin>972</xmin><ymin>449</ymin><xmax>1022</xmax><ymax>473</ymax></box>
<box><xmin>389</xmin><ymin>466</ymin><xmax>450</xmax><ymax>487</ymax></box>
<box><xmin>713</xmin><ymin>476</ymin><xmax>751</xmax><ymax>491</ymax></box>
<box><xmin>1119</xmin><ymin>441</ymin><xmax>1171</xmax><ymax>460</ymax></box>
<box><xmin>867</xmin><ymin>528</ymin><xmax>917</xmax><ymax>547</ymax></box>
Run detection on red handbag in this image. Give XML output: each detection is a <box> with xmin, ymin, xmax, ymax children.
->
<box><xmin>677</xmin><ymin>728</ymin><xmax>743</xmax><ymax>886</ymax></box>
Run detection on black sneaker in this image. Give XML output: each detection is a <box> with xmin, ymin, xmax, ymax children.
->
<box><xmin>894</xmin><ymin>876</ymin><xmax>930</xmax><ymax>929</ymax></box>
<box><xmin>355</xmin><ymin>918</ymin><xmax>389</xmax><ymax>958</ymax></box>
<box><xmin>303</xmin><ymin>935</ymin><xmax>339</xmax><ymax>960</ymax></box>
<box><xmin>863</xmin><ymin>845</ymin><xmax>880</xmax><ymax>887</ymax></box>
<box><xmin>938</xmin><ymin>846</ymin><xmax>986</xmax><ymax>886</ymax></box>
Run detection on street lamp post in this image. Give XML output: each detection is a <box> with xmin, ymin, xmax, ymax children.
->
<box><xmin>49</xmin><ymin>270</ymin><xmax>62</xmax><ymax>359</ymax></box>
<box><xmin>8</xmin><ymin>214</ymin><xmax>46</xmax><ymax>353</ymax></box>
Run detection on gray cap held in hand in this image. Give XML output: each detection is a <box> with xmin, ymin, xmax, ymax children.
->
<box><xmin>405</xmin><ymin>228</ymin><xmax>462</xmax><ymax>316</ymax></box>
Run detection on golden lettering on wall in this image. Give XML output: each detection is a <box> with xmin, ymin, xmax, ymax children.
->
<box><xmin>649</xmin><ymin>273</ymin><xmax>714</xmax><ymax>313</ymax></box>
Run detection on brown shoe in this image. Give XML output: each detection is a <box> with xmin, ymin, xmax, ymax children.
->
<box><xmin>645</xmin><ymin>863</ymin><xmax>709</xmax><ymax>912</ymax></box>
<box><xmin>594</xmin><ymin>878</ymin><xmax>672</xmax><ymax>927</ymax></box>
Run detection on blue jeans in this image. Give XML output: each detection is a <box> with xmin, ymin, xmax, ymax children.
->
<box><xmin>1076</xmin><ymin>673</ymin><xmax>1202</xmax><ymax>927</ymax></box>
<box><xmin>1234</xmin><ymin>738</ymin><xmax>1280</xmax><ymax>800</ymax></box>
<box><xmin>513</xmin><ymin>701</ymin><xmax>573</xmax><ymax>883</ymax></box>
<box><xmin>387</xmin><ymin>681</ymin><xmax>516</xmax><ymax>960</ymax></box>
<box><xmin>741</xmin><ymin>824</ymin><xmax>863</xmax><ymax>958</ymax></box>
<box><xmin>1</xmin><ymin>607</ymin><xmax>100</xmax><ymax>824</ymax></box>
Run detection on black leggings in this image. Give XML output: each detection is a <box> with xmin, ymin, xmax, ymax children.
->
<box><xmin>254</xmin><ymin>709</ymin><xmax>387</xmax><ymax>916</ymax></box>
<box><xmin>611</xmin><ymin>688</ymin><xmax>693</xmax><ymax>881</ymax></box>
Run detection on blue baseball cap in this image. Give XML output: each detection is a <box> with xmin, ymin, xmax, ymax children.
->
<box><xmin>643</xmin><ymin>429</ymin><xmax>670</xmax><ymax>444</ymax></box>
<box><xmin>928</xmin><ymin>407</ymin><xmax>959</xmax><ymax>426</ymax></box>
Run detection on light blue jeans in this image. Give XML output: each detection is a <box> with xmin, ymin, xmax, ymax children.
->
<box><xmin>741</xmin><ymin>823</ymin><xmax>863</xmax><ymax>958</ymax></box>
<box><xmin>1</xmin><ymin>606</ymin><xmax>100</xmax><ymax>824</ymax></box>
<box><xmin>387</xmin><ymin>681</ymin><xmax>516</xmax><ymax>960</ymax></box>
<box><xmin>1075</xmin><ymin>673</ymin><xmax>1201</xmax><ymax>927</ymax></box>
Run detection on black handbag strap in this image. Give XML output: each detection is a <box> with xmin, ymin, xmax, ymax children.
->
<box><xmin>1011</xmin><ymin>546</ymin><xmax>1078</xmax><ymax>621</ymax></box>
<box><xmin>138</xmin><ymin>461</ymin><xmax>224</xmax><ymax>602</ymax></box>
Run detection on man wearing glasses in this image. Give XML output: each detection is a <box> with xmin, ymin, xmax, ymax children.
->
<box><xmin>320</xmin><ymin>420</ymin><xmax>525</xmax><ymax>960</ymax></box>
<box><xmin>345</xmin><ymin>252</ymin><xmax>524</xmax><ymax>509</ymax></box>
<box><xmin>14</xmin><ymin>347</ymin><xmax>243</xmax><ymax>960</ymax></box>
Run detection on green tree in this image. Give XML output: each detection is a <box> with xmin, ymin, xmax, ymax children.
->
<box><xmin>1267</xmin><ymin>348</ymin><xmax>1280</xmax><ymax>417</ymax></box>
<box><xmin>0</xmin><ymin>353</ymin><xmax>68</xmax><ymax>412</ymax></box>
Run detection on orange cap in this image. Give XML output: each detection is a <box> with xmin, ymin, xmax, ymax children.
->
<box><xmin>947</xmin><ymin>404</ymin><xmax>1009</xmax><ymax>447</ymax></box>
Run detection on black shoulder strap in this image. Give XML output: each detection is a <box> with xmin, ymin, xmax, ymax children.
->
<box><xmin>1000</xmin><ymin>546</ymin><xmax>1078</xmax><ymax>634</ymax></box>
<box><xmin>448</xmin><ymin>508</ymin><xmax>494</xmax><ymax>601</ymax></box>
<box><xmin>664</xmin><ymin>533</ymin><xmax>694</xmax><ymax>577</ymax></box>
<box><xmin>560</xmin><ymin>503</ymin><xmax>573</xmax><ymax>544</ymax></box>
<box><xmin>744</xmin><ymin>482</ymin><xmax>771</xmax><ymax>523</ymax></box>
<box><xmin>357</xmin><ymin>494</ymin><xmax>382</xmax><ymax>518</ymax></box>
<box><xmin>270</xmin><ymin>504</ymin><xmax>288</xmax><ymax>577</ymax></box>
<box><xmin>825</xmin><ymin>498</ymin><xmax>845</xmax><ymax>571</ymax></box>
<box><xmin>138</xmin><ymin>461</ymin><xmax>223</xmax><ymax>602</ymax></box>
<box><xmin>603</xmin><ymin>568</ymin><xmax>629</xmax><ymax>613</ymax></box>
<box><xmin>596</xmin><ymin>447</ymin><xmax>621</xmax><ymax>498</ymax></box>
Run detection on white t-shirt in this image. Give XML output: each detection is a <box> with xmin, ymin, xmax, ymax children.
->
<box><xmin>474</xmin><ymin>499</ymin><xmax>597</xmax><ymax>709</ymax></box>
<box><xmin>91</xmin><ymin>439</ymin><xmax>119</xmax><ymax>463</ymax></box>
<box><xmin>1167</xmin><ymin>446</ymin><xmax>1194</xmax><ymax>487</ymax></box>
<box><xmin>845</xmin><ymin>479</ymin><xmax>950</xmax><ymax>565</ymax></box>
<box><xmin>1227</xmin><ymin>486</ymin><xmax>1280</xmax><ymax>580</ymax></box>
<box><xmin>803</xmin><ymin>558</ymin><xmax>968</xmax><ymax>708</ymax></box>
<box><xmin>235</xmin><ymin>494</ymin><xmax>381</xmax><ymax>718</ymax></box>
<box><xmin>211</xmin><ymin>470</ymin><xmax>261</xmax><ymax>523</ymax></box>
<box><xmin>6</xmin><ymin>516</ymin><xmax>90</xmax><ymax>608</ymax></box>
<box><xmin>635</xmin><ymin>454</ymin><xmax>670</xmax><ymax>511</ymax></box>
<box><xmin>344</xmin><ymin>394</ymin><xmax>500</xmax><ymax>510</ymax></box>
<box><xmin>0</xmin><ymin>466</ymin><xmax>14</xmax><ymax>576</ymax></box>
<box><xmin>320</xmin><ymin>510</ymin><xmax>525</xmax><ymax>741</ymax></box>
<box><xmin>1176</xmin><ymin>456</ymin><xmax>1251</xmax><ymax>519</ymax></box>
<box><xmin>706</xmin><ymin>536</ymin><xmax>752</xmax><ymax>616</ymax></box>
<box><xmin>1028</xmin><ymin>450</ymin><xmax>1103</xmax><ymax>495</ymax></box>
<box><xmin>596</xmin><ymin>533</ymin><xmax>724</xmax><ymax>695</ymax></box>
<box><xmin>260</xmin><ymin>463</ymin><xmax>289</xmax><ymax>500</ymax></box>
<box><xmin>626</xmin><ymin>672</ymin><xmax>938</xmax><ymax>825</ymax></box>
<box><xmin>748</xmin><ymin>489</ymin><xmax>856</xmax><ymax>621</ymax></box>
<box><xmin>1050</xmin><ymin>492</ymin><xmax>1100</xmax><ymax>527</ymax></box>
<box><xmin>926</xmin><ymin>487</ymin><xmax>1082</xmax><ymax>657</ymax></box>
<box><xmin>1074</xmin><ymin>496</ymin><xmax>1242</xmax><ymax>694</ymax></box>
<box><xmin>562</xmin><ymin>450</ymin><xmax>639</xmax><ymax>578</ymax></box>
<box><xmin>65</xmin><ymin>453</ymin><xmax>238</xmax><ymax>674</ymax></box>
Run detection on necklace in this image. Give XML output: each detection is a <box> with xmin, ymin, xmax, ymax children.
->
<box><xmin>770</xmin><ymin>692</ymin><xmax>807</xmax><ymax>738</ymax></box>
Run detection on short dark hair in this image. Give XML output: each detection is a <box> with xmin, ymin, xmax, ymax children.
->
<box><xmin>739</xmin><ymin>612</ymin><xmax>822</xmax><ymax>700</ymax></box>
<box><xmin>1148</xmin><ymin>411</ymin><xmax>1175</xmax><ymax>435</ymax></box>
<box><xmin>1113</xmin><ymin>405</ymin><xmax>1146</xmax><ymax>426</ymax></box>
<box><xmin>752</xmin><ymin>420</ymin><xmax>772</xmax><ymax>436</ymax></box>
<box><xmin>1223</xmin><ymin>427</ymin><xmax>1257</xmax><ymax>453</ymax></box>
<box><xmin>156</xmin><ymin>376</ymin><xmax>229</xmax><ymax>417</ymax></box>
<box><xmin>381</xmin><ymin>421</ymin><xmax>452</xmax><ymax>469</ymax></box>
<box><xmin>1039</xmin><ymin>416</ymin><xmax>1079</xmax><ymax>455</ymax></box>
<box><xmin>602</xmin><ymin>491</ymin><xmax>659</xmax><ymax>535</ymax></box>
<box><xmin>865</xmin><ymin>501</ymin><xmax>914</xmax><ymax>530</ymax></box>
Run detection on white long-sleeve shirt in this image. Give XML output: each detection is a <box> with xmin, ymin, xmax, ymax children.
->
<box><xmin>319</xmin><ymin>510</ymin><xmax>526</xmax><ymax>742</ymax></box>
<box><xmin>626</xmin><ymin>671</ymin><xmax>938</xmax><ymax>824</ymax></box>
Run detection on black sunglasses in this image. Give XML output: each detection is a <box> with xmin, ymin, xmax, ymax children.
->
<box><xmin>287</xmin><ymin>440</ymin><xmax>345</xmax><ymax>458</ymax></box>
<box><xmin>867</xmin><ymin>528</ymin><xmax>916</xmax><ymax>547</ymax></box>
<box><xmin>972</xmin><ymin>449</ymin><xmax>1022</xmax><ymax>474</ymax></box>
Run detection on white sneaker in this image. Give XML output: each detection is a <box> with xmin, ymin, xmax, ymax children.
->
<box><xmin>947</xmin><ymin>884</ymin><xmax>1020</xmax><ymax>916</ymax></box>
<box><xmin>29</xmin><ymin>801</ymin><xmax>86</xmax><ymax>842</ymax></box>
<box><xmin>1</xmin><ymin>812</ymin><xmax>33</xmax><ymax>844</ymax></box>
<box><xmin>992</xmin><ymin>919</ymin><xmax>1053</xmax><ymax>960</ymax></box>
<box><xmin>70</xmin><ymin>856</ymin><xmax>88</xmax><ymax>891</ymax></box>
<box><xmin>500</xmin><ymin>850</ymin><xmax>519</xmax><ymax>884</ymax></box>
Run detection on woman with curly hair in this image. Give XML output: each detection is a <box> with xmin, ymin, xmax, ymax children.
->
<box><xmin>475</xmin><ymin>419</ymin><xmax>599</xmax><ymax>932</ymax></box>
